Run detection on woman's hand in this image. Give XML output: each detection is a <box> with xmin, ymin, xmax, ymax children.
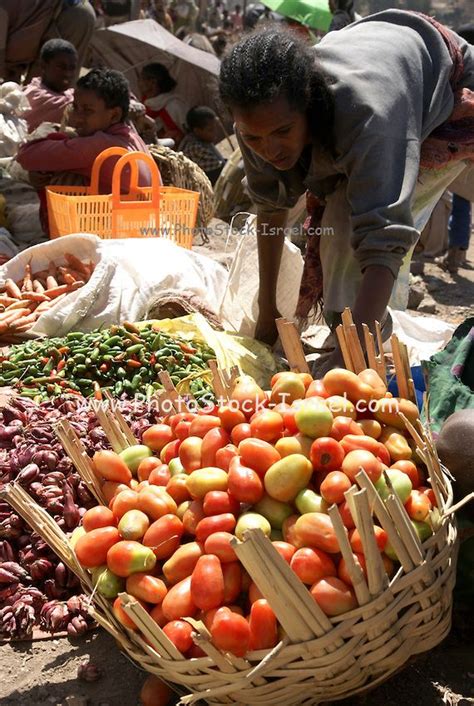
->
<box><xmin>255</xmin><ymin>306</ymin><xmax>281</xmax><ymax>346</ymax></box>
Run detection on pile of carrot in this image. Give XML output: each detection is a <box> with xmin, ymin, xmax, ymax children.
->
<box><xmin>0</xmin><ymin>253</ymin><xmax>95</xmax><ymax>343</ymax></box>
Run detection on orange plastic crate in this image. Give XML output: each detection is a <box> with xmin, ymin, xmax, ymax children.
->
<box><xmin>46</xmin><ymin>147</ymin><xmax>199</xmax><ymax>248</ymax></box>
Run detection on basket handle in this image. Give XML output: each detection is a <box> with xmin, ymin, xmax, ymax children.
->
<box><xmin>111</xmin><ymin>151</ymin><xmax>161</xmax><ymax>210</ymax></box>
<box><xmin>90</xmin><ymin>147</ymin><xmax>139</xmax><ymax>194</ymax></box>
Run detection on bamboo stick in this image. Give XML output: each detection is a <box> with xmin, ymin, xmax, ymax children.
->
<box><xmin>208</xmin><ymin>359</ymin><xmax>228</xmax><ymax>400</ymax></box>
<box><xmin>103</xmin><ymin>391</ymin><xmax>137</xmax><ymax>446</ymax></box>
<box><xmin>346</xmin><ymin>325</ymin><xmax>367</xmax><ymax>374</ymax></box>
<box><xmin>275</xmin><ymin>318</ymin><xmax>310</xmax><ymax>374</ymax></box>
<box><xmin>328</xmin><ymin>504</ymin><xmax>370</xmax><ymax>606</ymax></box>
<box><xmin>390</xmin><ymin>334</ymin><xmax>410</xmax><ymax>400</ymax></box>
<box><xmin>90</xmin><ymin>400</ymin><xmax>130</xmax><ymax>453</ymax></box>
<box><xmin>374</xmin><ymin>321</ymin><xmax>387</xmax><ymax>384</ymax></box>
<box><xmin>362</xmin><ymin>324</ymin><xmax>378</xmax><ymax>372</ymax></box>
<box><xmin>54</xmin><ymin>420</ymin><xmax>105</xmax><ymax>504</ymax></box>
<box><xmin>158</xmin><ymin>371</ymin><xmax>187</xmax><ymax>412</ymax></box>
<box><xmin>336</xmin><ymin>325</ymin><xmax>354</xmax><ymax>372</ymax></box>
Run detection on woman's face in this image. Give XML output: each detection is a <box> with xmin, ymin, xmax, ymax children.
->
<box><xmin>233</xmin><ymin>96</ymin><xmax>310</xmax><ymax>171</ymax></box>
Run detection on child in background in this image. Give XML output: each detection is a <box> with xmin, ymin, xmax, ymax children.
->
<box><xmin>16</xmin><ymin>69</ymin><xmax>151</xmax><ymax>232</ymax></box>
<box><xmin>179</xmin><ymin>105</ymin><xmax>226</xmax><ymax>185</ymax></box>
<box><xmin>23</xmin><ymin>39</ymin><xmax>77</xmax><ymax>133</ymax></box>
<box><xmin>139</xmin><ymin>63</ymin><xmax>187</xmax><ymax>145</ymax></box>
<box><xmin>180</xmin><ymin>106</ymin><xmax>226</xmax><ymax>184</ymax></box>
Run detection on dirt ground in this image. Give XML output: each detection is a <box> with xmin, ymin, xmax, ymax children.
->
<box><xmin>0</xmin><ymin>227</ymin><xmax>472</xmax><ymax>706</ymax></box>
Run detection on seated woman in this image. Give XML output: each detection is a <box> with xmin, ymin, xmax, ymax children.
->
<box><xmin>16</xmin><ymin>68</ymin><xmax>151</xmax><ymax>231</ymax></box>
<box><xmin>180</xmin><ymin>106</ymin><xmax>226</xmax><ymax>184</ymax></box>
<box><xmin>139</xmin><ymin>63</ymin><xmax>187</xmax><ymax>145</ymax></box>
<box><xmin>23</xmin><ymin>38</ymin><xmax>77</xmax><ymax>132</ymax></box>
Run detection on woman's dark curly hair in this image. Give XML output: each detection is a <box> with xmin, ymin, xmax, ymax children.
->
<box><xmin>219</xmin><ymin>28</ymin><xmax>335</xmax><ymax>152</ymax></box>
<box><xmin>77</xmin><ymin>69</ymin><xmax>130</xmax><ymax>121</ymax></box>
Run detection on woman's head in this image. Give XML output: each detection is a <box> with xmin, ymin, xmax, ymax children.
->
<box><xmin>220</xmin><ymin>27</ymin><xmax>333</xmax><ymax>170</ymax></box>
<box><xmin>72</xmin><ymin>69</ymin><xmax>130</xmax><ymax>137</ymax></box>
<box><xmin>140</xmin><ymin>63</ymin><xmax>177</xmax><ymax>98</ymax></box>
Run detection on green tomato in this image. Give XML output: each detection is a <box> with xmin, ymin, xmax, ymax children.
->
<box><xmin>295</xmin><ymin>488</ymin><xmax>328</xmax><ymax>515</ymax></box>
<box><xmin>294</xmin><ymin>399</ymin><xmax>333</xmax><ymax>439</ymax></box>
<box><xmin>168</xmin><ymin>457</ymin><xmax>185</xmax><ymax>477</ymax></box>
<box><xmin>119</xmin><ymin>444</ymin><xmax>153</xmax><ymax>474</ymax></box>
<box><xmin>375</xmin><ymin>469</ymin><xmax>412</xmax><ymax>504</ymax></box>
<box><xmin>254</xmin><ymin>495</ymin><xmax>293</xmax><ymax>529</ymax></box>
<box><xmin>235</xmin><ymin>512</ymin><xmax>271</xmax><ymax>540</ymax></box>
<box><xmin>91</xmin><ymin>565</ymin><xmax>125</xmax><ymax>599</ymax></box>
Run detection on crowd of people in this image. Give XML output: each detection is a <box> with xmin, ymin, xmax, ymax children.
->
<box><xmin>0</xmin><ymin>1</ymin><xmax>472</xmax><ymax>360</ymax></box>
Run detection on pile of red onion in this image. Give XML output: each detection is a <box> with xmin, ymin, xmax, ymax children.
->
<box><xmin>0</xmin><ymin>395</ymin><xmax>157</xmax><ymax>639</ymax></box>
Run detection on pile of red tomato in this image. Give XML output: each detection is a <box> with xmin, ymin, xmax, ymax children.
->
<box><xmin>71</xmin><ymin>367</ymin><xmax>438</xmax><ymax>660</ymax></box>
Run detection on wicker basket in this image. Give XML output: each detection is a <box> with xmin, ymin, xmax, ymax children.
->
<box><xmin>1</xmin><ymin>331</ymin><xmax>466</xmax><ymax>705</ymax></box>
<box><xmin>148</xmin><ymin>144</ymin><xmax>215</xmax><ymax>232</ymax></box>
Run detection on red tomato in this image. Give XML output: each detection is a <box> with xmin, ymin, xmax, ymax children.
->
<box><xmin>272</xmin><ymin>541</ymin><xmax>296</xmax><ymax>564</ymax></box>
<box><xmin>126</xmin><ymin>573</ymin><xmax>167</xmax><ymax>604</ymax></box>
<box><xmin>166</xmin><ymin>474</ymin><xmax>191</xmax><ymax>505</ymax></box>
<box><xmin>111</xmin><ymin>489</ymin><xmax>140</xmax><ymax>519</ymax></box>
<box><xmin>339</xmin><ymin>499</ymin><xmax>355</xmax><ymax>529</ymax></box>
<box><xmin>162</xmin><ymin>542</ymin><xmax>203</xmax><ymax>585</ymax></box>
<box><xmin>305</xmin><ymin>379</ymin><xmax>329</xmax><ymax>399</ymax></box>
<box><xmin>102</xmin><ymin>481</ymin><xmax>129</xmax><ymax>504</ymax></box>
<box><xmin>204</xmin><ymin>532</ymin><xmax>238</xmax><ymax>563</ymax></box>
<box><xmin>218</xmin><ymin>405</ymin><xmax>247</xmax><ymax>432</ymax></box>
<box><xmin>404</xmin><ymin>490</ymin><xmax>431</xmax><ymax>521</ymax></box>
<box><xmin>238</xmin><ymin>438</ymin><xmax>281</xmax><ymax>478</ymax></box>
<box><xmin>203</xmin><ymin>491</ymin><xmax>240</xmax><ymax>517</ymax></box>
<box><xmin>214</xmin><ymin>444</ymin><xmax>239</xmax><ymax>471</ymax></box>
<box><xmin>282</xmin><ymin>406</ymin><xmax>298</xmax><ymax>434</ymax></box>
<box><xmin>93</xmin><ymin>450</ymin><xmax>132</xmax><ymax>484</ymax></box>
<box><xmin>191</xmin><ymin>554</ymin><xmax>225</xmax><ymax>611</ymax></box>
<box><xmin>143</xmin><ymin>514</ymin><xmax>184</xmax><ymax>559</ymax></box>
<box><xmin>391</xmin><ymin>460</ymin><xmax>421</xmax><ymax>489</ymax></box>
<box><xmin>182</xmin><ymin>499</ymin><xmax>205</xmax><ymax>535</ymax></box>
<box><xmin>169</xmin><ymin>413</ymin><xmax>195</xmax><ymax>433</ymax></box>
<box><xmin>290</xmin><ymin>547</ymin><xmax>337</xmax><ymax>585</ymax></box>
<box><xmin>148</xmin><ymin>464</ymin><xmax>171</xmax><ymax>487</ymax></box>
<box><xmin>341</xmin><ymin>449</ymin><xmax>383</xmax><ymax>483</ymax></box>
<box><xmin>162</xmin><ymin>576</ymin><xmax>197</xmax><ymax>621</ymax></box>
<box><xmin>189</xmin><ymin>415</ymin><xmax>221</xmax><ymax>438</ymax></box>
<box><xmin>82</xmin><ymin>506</ymin><xmax>116</xmax><ymax>532</ymax></box>
<box><xmin>320</xmin><ymin>471</ymin><xmax>352</xmax><ymax>505</ymax></box>
<box><xmin>341</xmin><ymin>434</ymin><xmax>381</xmax><ymax>456</ymax></box>
<box><xmin>248</xmin><ymin>581</ymin><xmax>264</xmax><ymax>604</ymax></box>
<box><xmin>106</xmin><ymin>540</ymin><xmax>156</xmax><ymax>577</ymax></box>
<box><xmin>160</xmin><ymin>439</ymin><xmax>182</xmax><ymax>465</ymax></box>
<box><xmin>418</xmin><ymin>485</ymin><xmax>437</xmax><ymax>507</ymax></box>
<box><xmin>230</xmin><ymin>423</ymin><xmax>252</xmax><ymax>446</ymax></box>
<box><xmin>202</xmin><ymin>604</ymin><xmax>244</xmax><ymax>630</ymax></box>
<box><xmin>210</xmin><ymin>607</ymin><xmax>250</xmax><ymax>657</ymax></box>
<box><xmin>174</xmin><ymin>420</ymin><xmax>193</xmax><ymax>441</ymax></box>
<box><xmin>163</xmin><ymin>620</ymin><xmax>194</xmax><ymax>654</ymax></box>
<box><xmin>299</xmin><ymin>373</ymin><xmax>313</xmax><ymax>390</ymax></box>
<box><xmin>195</xmin><ymin>513</ymin><xmax>237</xmax><ymax>543</ymax></box>
<box><xmin>249</xmin><ymin>599</ymin><xmax>278</xmax><ymax>650</ymax></box>
<box><xmin>140</xmin><ymin>675</ymin><xmax>173</xmax><ymax>706</ymax></box>
<box><xmin>310</xmin><ymin>576</ymin><xmax>357</xmax><ymax>616</ymax></box>
<box><xmin>178</xmin><ymin>436</ymin><xmax>203</xmax><ymax>473</ymax></box>
<box><xmin>143</xmin><ymin>424</ymin><xmax>176</xmax><ymax>453</ymax></box>
<box><xmin>349</xmin><ymin>526</ymin><xmax>387</xmax><ymax>553</ymax></box>
<box><xmin>250</xmin><ymin>410</ymin><xmax>284</xmax><ymax>443</ymax></box>
<box><xmin>294</xmin><ymin>513</ymin><xmax>340</xmax><ymax>553</ymax></box>
<box><xmin>227</xmin><ymin>457</ymin><xmax>264</xmax><ymax>504</ymax></box>
<box><xmin>75</xmin><ymin>527</ymin><xmax>120</xmax><ymax>568</ymax></box>
<box><xmin>310</xmin><ymin>437</ymin><xmax>345</xmax><ymax>472</ymax></box>
<box><xmin>150</xmin><ymin>602</ymin><xmax>167</xmax><ymax>628</ymax></box>
<box><xmin>282</xmin><ymin>515</ymin><xmax>304</xmax><ymax>548</ymax></box>
<box><xmin>138</xmin><ymin>488</ymin><xmax>177</xmax><ymax>521</ymax></box>
<box><xmin>330</xmin><ymin>416</ymin><xmax>364</xmax><ymax>442</ymax></box>
<box><xmin>338</xmin><ymin>552</ymin><xmax>367</xmax><ymax>586</ymax></box>
<box><xmin>222</xmin><ymin>561</ymin><xmax>242</xmax><ymax>603</ymax></box>
<box><xmin>137</xmin><ymin>457</ymin><xmax>162</xmax><ymax>482</ymax></box>
<box><xmin>201</xmin><ymin>427</ymin><xmax>230</xmax><ymax>467</ymax></box>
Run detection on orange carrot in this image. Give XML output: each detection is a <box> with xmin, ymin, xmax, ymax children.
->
<box><xmin>33</xmin><ymin>280</ymin><xmax>45</xmax><ymax>294</ymax></box>
<box><xmin>22</xmin><ymin>263</ymin><xmax>33</xmax><ymax>293</ymax></box>
<box><xmin>21</xmin><ymin>292</ymin><xmax>49</xmax><ymax>303</ymax></box>
<box><xmin>44</xmin><ymin>280</ymin><xmax>84</xmax><ymax>299</ymax></box>
<box><xmin>64</xmin><ymin>253</ymin><xmax>89</xmax><ymax>278</ymax></box>
<box><xmin>5</xmin><ymin>300</ymin><xmax>29</xmax><ymax>312</ymax></box>
<box><xmin>46</xmin><ymin>263</ymin><xmax>58</xmax><ymax>290</ymax></box>
<box><xmin>0</xmin><ymin>296</ymin><xmax>20</xmax><ymax>307</ymax></box>
<box><xmin>35</xmin><ymin>292</ymin><xmax>68</xmax><ymax>313</ymax></box>
<box><xmin>10</xmin><ymin>313</ymin><xmax>37</xmax><ymax>330</ymax></box>
<box><xmin>5</xmin><ymin>279</ymin><xmax>22</xmax><ymax>299</ymax></box>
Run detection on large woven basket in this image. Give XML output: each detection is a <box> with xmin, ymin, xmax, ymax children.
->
<box><xmin>2</xmin><ymin>383</ymin><xmax>462</xmax><ymax>706</ymax></box>
<box><xmin>148</xmin><ymin>144</ymin><xmax>214</xmax><ymax>232</ymax></box>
